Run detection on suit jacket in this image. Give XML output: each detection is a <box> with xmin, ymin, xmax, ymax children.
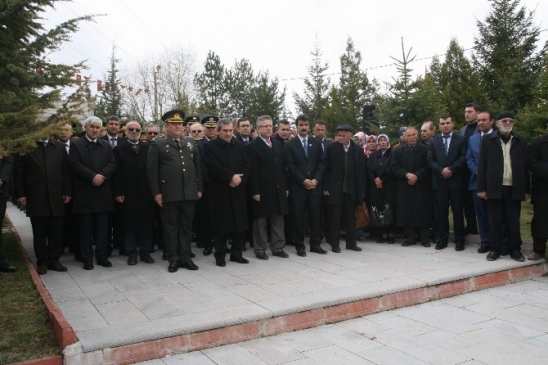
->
<box><xmin>285</xmin><ymin>135</ymin><xmax>324</xmax><ymax>197</ymax></box>
<box><xmin>14</xmin><ymin>140</ymin><xmax>72</xmax><ymax>217</ymax></box>
<box><xmin>147</xmin><ymin>136</ymin><xmax>203</xmax><ymax>203</ymax></box>
<box><xmin>322</xmin><ymin>140</ymin><xmax>366</xmax><ymax>205</ymax></box>
<box><xmin>101</xmin><ymin>134</ymin><xmax>121</xmax><ymax>148</ymax></box>
<box><xmin>0</xmin><ymin>155</ymin><xmax>14</xmax><ymax>200</ymax></box>
<box><xmin>69</xmin><ymin>136</ymin><xmax>117</xmax><ymax>214</ymax></box>
<box><xmin>465</xmin><ymin>132</ymin><xmax>483</xmax><ymax>190</ymax></box>
<box><xmin>477</xmin><ymin>131</ymin><xmax>529</xmax><ymax>200</ymax></box>
<box><xmin>247</xmin><ymin>137</ymin><xmax>288</xmax><ymax>218</ymax></box>
<box><xmin>427</xmin><ymin>132</ymin><xmax>467</xmax><ymax>189</ymax></box>
<box><xmin>235</xmin><ymin>135</ymin><xmax>253</xmax><ymax>145</ymax></box>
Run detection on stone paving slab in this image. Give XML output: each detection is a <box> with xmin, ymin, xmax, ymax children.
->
<box><xmin>6</xmin><ymin>203</ymin><xmax>547</xmax><ymax>363</ymax></box>
<box><xmin>137</xmin><ymin>277</ymin><xmax>548</xmax><ymax>365</ymax></box>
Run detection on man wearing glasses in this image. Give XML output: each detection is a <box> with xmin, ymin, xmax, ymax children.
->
<box><xmin>477</xmin><ymin>111</ymin><xmax>529</xmax><ymax>262</ymax></box>
<box><xmin>146</xmin><ymin>125</ymin><xmax>159</xmax><ymax>142</ymax></box>
<box><xmin>235</xmin><ymin>118</ymin><xmax>253</xmax><ymax>145</ymax></box>
<box><xmin>189</xmin><ymin>123</ymin><xmax>205</xmax><ymax>140</ymax></box>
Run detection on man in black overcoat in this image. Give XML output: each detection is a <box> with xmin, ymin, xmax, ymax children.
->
<box><xmin>69</xmin><ymin>116</ymin><xmax>117</xmax><ymax>270</ymax></box>
<box><xmin>14</xmin><ymin>137</ymin><xmax>72</xmax><ymax>274</ymax></box>
<box><xmin>285</xmin><ymin>114</ymin><xmax>326</xmax><ymax>256</ymax></box>
<box><xmin>322</xmin><ymin>125</ymin><xmax>366</xmax><ymax>253</ymax></box>
<box><xmin>427</xmin><ymin>115</ymin><xmax>467</xmax><ymax>251</ymax></box>
<box><xmin>113</xmin><ymin>121</ymin><xmax>156</xmax><ymax>266</ymax></box>
<box><xmin>0</xmin><ymin>155</ymin><xmax>16</xmax><ymax>273</ymax></box>
<box><xmin>527</xmin><ymin>131</ymin><xmax>548</xmax><ymax>261</ymax></box>
<box><xmin>203</xmin><ymin>118</ymin><xmax>250</xmax><ymax>267</ymax></box>
<box><xmin>477</xmin><ymin>111</ymin><xmax>529</xmax><ymax>262</ymax></box>
<box><xmin>247</xmin><ymin>115</ymin><xmax>289</xmax><ymax>260</ymax></box>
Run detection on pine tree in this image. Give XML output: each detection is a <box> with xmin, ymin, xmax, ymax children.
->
<box><xmin>473</xmin><ymin>0</ymin><xmax>547</xmax><ymax>112</ymax></box>
<box><xmin>222</xmin><ymin>59</ymin><xmax>255</xmax><ymax>117</ymax></box>
<box><xmin>517</xmin><ymin>55</ymin><xmax>548</xmax><ymax>139</ymax></box>
<box><xmin>249</xmin><ymin>71</ymin><xmax>286</xmax><ymax>122</ymax></box>
<box><xmin>95</xmin><ymin>45</ymin><xmax>123</xmax><ymax>120</ymax></box>
<box><xmin>0</xmin><ymin>0</ymin><xmax>92</xmax><ymax>153</ymax></box>
<box><xmin>194</xmin><ymin>51</ymin><xmax>225</xmax><ymax>115</ymax></box>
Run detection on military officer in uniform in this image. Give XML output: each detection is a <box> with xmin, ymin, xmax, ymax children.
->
<box><xmin>147</xmin><ymin>110</ymin><xmax>203</xmax><ymax>273</ymax></box>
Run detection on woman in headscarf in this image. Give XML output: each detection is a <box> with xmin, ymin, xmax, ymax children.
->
<box><xmin>353</xmin><ymin>132</ymin><xmax>366</xmax><ymax>149</ymax></box>
<box><xmin>365</xmin><ymin>135</ymin><xmax>378</xmax><ymax>157</ymax></box>
<box><xmin>367</xmin><ymin>134</ymin><xmax>397</xmax><ymax>243</ymax></box>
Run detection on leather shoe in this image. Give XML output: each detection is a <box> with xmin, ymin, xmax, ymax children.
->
<box><xmin>527</xmin><ymin>251</ymin><xmax>545</xmax><ymax>261</ymax></box>
<box><xmin>435</xmin><ymin>242</ymin><xmax>447</xmax><ymax>250</ymax></box>
<box><xmin>48</xmin><ymin>261</ymin><xmax>68</xmax><ymax>272</ymax></box>
<box><xmin>272</xmin><ymin>250</ymin><xmax>289</xmax><ymax>258</ymax></box>
<box><xmin>36</xmin><ymin>265</ymin><xmax>48</xmax><ymax>275</ymax></box>
<box><xmin>190</xmin><ymin>252</ymin><xmax>196</xmax><ymax>258</ymax></box>
<box><xmin>168</xmin><ymin>261</ymin><xmax>179</xmax><ymax>273</ymax></box>
<box><xmin>421</xmin><ymin>242</ymin><xmax>431</xmax><ymax>247</ymax></box>
<box><xmin>402</xmin><ymin>241</ymin><xmax>416</xmax><ymax>247</ymax></box>
<box><xmin>127</xmin><ymin>256</ymin><xmax>138</xmax><ymax>265</ymax></box>
<box><xmin>162</xmin><ymin>253</ymin><xmax>168</xmax><ymax>261</ymax></box>
<box><xmin>255</xmin><ymin>252</ymin><xmax>269</xmax><ymax>260</ymax></box>
<box><xmin>486</xmin><ymin>250</ymin><xmax>500</xmax><ymax>261</ymax></box>
<box><xmin>509</xmin><ymin>250</ymin><xmax>525</xmax><ymax>262</ymax></box>
<box><xmin>97</xmin><ymin>258</ymin><xmax>112</xmax><ymax>267</ymax></box>
<box><xmin>230</xmin><ymin>255</ymin><xmax>249</xmax><ymax>264</ymax></box>
<box><xmin>296</xmin><ymin>248</ymin><xmax>307</xmax><ymax>257</ymax></box>
<box><xmin>83</xmin><ymin>261</ymin><xmax>94</xmax><ymax>270</ymax></box>
<box><xmin>140</xmin><ymin>254</ymin><xmax>155</xmax><ymax>264</ymax></box>
<box><xmin>387</xmin><ymin>237</ymin><xmax>396</xmax><ymax>244</ymax></box>
<box><xmin>0</xmin><ymin>263</ymin><xmax>17</xmax><ymax>273</ymax></box>
<box><xmin>455</xmin><ymin>243</ymin><xmax>465</xmax><ymax>251</ymax></box>
<box><xmin>215</xmin><ymin>258</ymin><xmax>226</xmax><ymax>267</ymax></box>
<box><xmin>310</xmin><ymin>246</ymin><xmax>327</xmax><ymax>254</ymax></box>
<box><xmin>180</xmin><ymin>259</ymin><xmax>199</xmax><ymax>270</ymax></box>
<box><xmin>332</xmin><ymin>246</ymin><xmax>341</xmax><ymax>253</ymax></box>
<box><xmin>346</xmin><ymin>245</ymin><xmax>362</xmax><ymax>251</ymax></box>
<box><xmin>203</xmin><ymin>247</ymin><xmax>213</xmax><ymax>256</ymax></box>
<box><xmin>477</xmin><ymin>246</ymin><xmax>490</xmax><ymax>253</ymax></box>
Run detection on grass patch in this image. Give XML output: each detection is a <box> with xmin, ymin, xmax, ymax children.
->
<box><xmin>0</xmin><ymin>225</ymin><xmax>61</xmax><ymax>365</ymax></box>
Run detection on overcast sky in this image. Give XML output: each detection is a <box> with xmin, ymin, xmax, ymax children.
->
<box><xmin>43</xmin><ymin>0</ymin><xmax>548</xmax><ymax>112</ymax></box>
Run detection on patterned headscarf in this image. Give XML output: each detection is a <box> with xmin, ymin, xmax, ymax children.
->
<box><xmin>365</xmin><ymin>135</ymin><xmax>378</xmax><ymax>157</ymax></box>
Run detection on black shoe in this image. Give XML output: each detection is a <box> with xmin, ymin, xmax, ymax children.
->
<box><xmin>140</xmin><ymin>254</ymin><xmax>155</xmax><ymax>264</ymax></box>
<box><xmin>376</xmin><ymin>237</ymin><xmax>386</xmax><ymax>243</ymax></box>
<box><xmin>36</xmin><ymin>265</ymin><xmax>48</xmax><ymax>275</ymax></box>
<box><xmin>477</xmin><ymin>246</ymin><xmax>490</xmax><ymax>253</ymax></box>
<box><xmin>168</xmin><ymin>261</ymin><xmax>179</xmax><ymax>273</ymax></box>
<box><xmin>455</xmin><ymin>243</ymin><xmax>465</xmax><ymax>251</ymax></box>
<box><xmin>332</xmin><ymin>246</ymin><xmax>341</xmax><ymax>253</ymax></box>
<box><xmin>230</xmin><ymin>255</ymin><xmax>249</xmax><ymax>264</ymax></box>
<box><xmin>162</xmin><ymin>253</ymin><xmax>168</xmax><ymax>261</ymax></box>
<box><xmin>272</xmin><ymin>250</ymin><xmax>289</xmax><ymax>258</ymax></box>
<box><xmin>180</xmin><ymin>259</ymin><xmax>199</xmax><ymax>270</ymax></box>
<box><xmin>296</xmin><ymin>248</ymin><xmax>307</xmax><ymax>257</ymax></box>
<box><xmin>486</xmin><ymin>250</ymin><xmax>500</xmax><ymax>261</ymax></box>
<box><xmin>435</xmin><ymin>242</ymin><xmax>447</xmax><ymax>250</ymax></box>
<box><xmin>203</xmin><ymin>247</ymin><xmax>213</xmax><ymax>256</ymax></box>
<box><xmin>83</xmin><ymin>261</ymin><xmax>94</xmax><ymax>270</ymax></box>
<box><xmin>96</xmin><ymin>258</ymin><xmax>112</xmax><ymax>267</ymax></box>
<box><xmin>215</xmin><ymin>258</ymin><xmax>226</xmax><ymax>267</ymax></box>
<box><xmin>310</xmin><ymin>246</ymin><xmax>327</xmax><ymax>254</ymax></box>
<box><xmin>347</xmin><ymin>245</ymin><xmax>362</xmax><ymax>251</ymax></box>
<box><xmin>387</xmin><ymin>237</ymin><xmax>396</xmax><ymax>244</ymax></box>
<box><xmin>509</xmin><ymin>250</ymin><xmax>525</xmax><ymax>262</ymax></box>
<box><xmin>255</xmin><ymin>252</ymin><xmax>269</xmax><ymax>260</ymax></box>
<box><xmin>501</xmin><ymin>247</ymin><xmax>509</xmax><ymax>256</ymax></box>
<box><xmin>402</xmin><ymin>241</ymin><xmax>416</xmax><ymax>247</ymax></box>
<box><xmin>421</xmin><ymin>242</ymin><xmax>431</xmax><ymax>247</ymax></box>
<box><xmin>190</xmin><ymin>252</ymin><xmax>196</xmax><ymax>258</ymax></box>
<box><xmin>0</xmin><ymin>263</ymin><xmax>17</xmax><ymax>273</ymax></box>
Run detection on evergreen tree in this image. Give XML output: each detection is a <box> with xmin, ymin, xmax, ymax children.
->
<box><xmin>95</xmin><ymin>45</ymin><xmax>123</xmax><ymax>120</ymax></box>
<box><xmin>194</xmin><ymin>51</ymin><xmax>225</xmax><ymax>115</ymax></box>
<box><xmin>473</xmin><ymin>0</ymin><xmax>547</xmax><ymax>112</ymax></box>
<box><xmin>517</xmin><ymin>55</ymin><xmax>548</xmax><ymax>139</ymax></box>
<box><xmin>0</xmin><ymin>0</ymin><xmax>92</xmax><ymax>153</ymax></box>
<box><xmin>222</xmin><ymin>59</ymin><xmax>255</xmax><ymax>117</ymax></box>
<box><xmin>249</xmin><ymin>71</ymin><xmax>286</xmax><ymax>122</ymax></box>
<box><xmin>294</xmin><ymin>43</ymin><xmax>331</xmax><ymax>122</ymax></box>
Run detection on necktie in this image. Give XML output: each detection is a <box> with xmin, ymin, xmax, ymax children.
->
<box><xmin>302</xmin><ymin>138</ymin><xmax>308</xmax><ymax>157</ymax></box>
<box><xmin>266</xmin><ymin>139</ymin><xmax>272</xmax><ymax>148</ymax></box>
<box><xmin>110</xmin><ymin>137</ymin><xmax>117</xmax><ymax>148</ymax></box>
<box><xmin>65</xmin><ymin>143</ymin><xmax>70</xmax><ymax>155</ymax></box>
<box><xmin>443</xmin><ymin>135</ymin><xmax>450</xmax><ymax>155</ymax></box>
<box><xmin>244</xmin><ymin>139</ymin><xmax>249</xmax><ymax>145</ymax></box>
<box><xmin>174</xmin><ymin>139</ymin><xmax>181</xmax><ymax>150</ymax></box>
<box><xmin>320</xmin><ymin>139</ymin><xmax>324</xmax><ymax>152</ymax></box>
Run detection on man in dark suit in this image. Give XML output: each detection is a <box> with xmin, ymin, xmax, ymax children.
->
<box><xmin>273</xmin><ymin>119</ymin><xmax>291</xmax><ymax>145</ymax></box>
<box><xmin>69</xmin><ymin>116</ymin><xmax>117</xmax><ymax>270</ymax></box>
<box><xmin>235</xmin><ymin>118</ymin><xmax>253</xmax><ymax>145</ymax></box>
<box><xmin>203</xmin><ymin>118</ymin><xmax>250</xmax><ymax>266</ymax></box>
<box><xmin>322</xmin><ymin>125</ymin><xmax>366</xmax><ymax>253</ymax></box>
<box><xmin>148</xmin><ymin>110</ymin><xmax>203</xmax><ymax>273</ymax></box>
<box><xmin>285</xmin><ymin>115</ymin><xmax>326</xmax><ymax>256</ymax></box>
<box><xmin>313</xmin><ymin>120</ymin><xmax>331</xmax><ymax>240</ymax></box>
<box><xmin>427</xmin><ymin>115</ymin><xmax>467</xmax><ymax>251</ymax></box>
<box><xmin>478</xmin><ymin>112</ymin><xmax>529</xmax><ymax>262</ymax></box>
<box><xmin>0</xmin><ymin>155</ymin><xmax>17</xmax><ymax>273</ymax></box>
<box><xmin>113</xmin><ymin>121</ymin><xmax>156</xmax><ymax>266</ymax></box>
<box><xmin>14</xmin><ymin>136</ymin><xmax>72</xmax><ymax>274</ymax></box>
<box><xmin>247</xmin><ymin>115</ymin><xmax>289</xmax><ymax>260</ymax></box>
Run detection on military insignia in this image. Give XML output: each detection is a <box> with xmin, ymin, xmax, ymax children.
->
<box><xmin>174</xmin><ymin>113</ymin><xmax>181</xmax><ymax>119</ymax></box>
<box><xmin>209</xmin><ymin>117</ymin><xmax>214</xmax><ymax>122</ymax></box>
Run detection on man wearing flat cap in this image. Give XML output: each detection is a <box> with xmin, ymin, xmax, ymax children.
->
<box><xmin>147</xmin><ymin>110</ymin><xmax>203</xmax><ymax>272</ymax></box>
<box><xmin>477</xmin><ymin>111</ymin><xmax>529</xmax><ymax>262</ymax></box>
<box><xmin>322</xmin><ymin>124</ymin><xmax>366</xmax><ymax>253</ymax></box>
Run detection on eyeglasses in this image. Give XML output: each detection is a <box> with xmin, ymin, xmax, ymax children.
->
<box><xmin>147</xmin><ymin>131</ymin><xmax>158</xmax><ymax>135</ymax></box>
<box><xmin>499</xmin><ymin>119</ymin><xmax>514</xmax><ymax>124</ymax></box>
<box><xmin>127</xmin><ymin>128</ymin><xmax>141</xmax><ymax>132</ymax></box>
<box><xmin>191</xmin><ymin>130</ymin><xmax>203</xmax><ymax>134</ymax></box>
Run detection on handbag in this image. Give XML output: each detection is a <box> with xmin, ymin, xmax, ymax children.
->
<box><xmin>371</xmin><ymin>203</ymin><xmax>393</xmax><ymax>228</ymax></box>
<box><xmin>355</xmin><ymin>202</ymin><xmax>370</xmax><ymax>229</ymax></box>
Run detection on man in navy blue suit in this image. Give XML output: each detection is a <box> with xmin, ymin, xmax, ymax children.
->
<box><xmin>427</xmin><ymin>115</ymin><xmax>467</xmax><ymax>251</ymax></box>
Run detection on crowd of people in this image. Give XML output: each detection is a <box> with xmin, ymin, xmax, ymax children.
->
<box><xmin>0</xmin><ymin>102</ymin><xmax>547</xmax><ymax>275</ymax></box>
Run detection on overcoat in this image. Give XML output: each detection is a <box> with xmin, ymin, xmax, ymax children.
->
<box><xmin>112</xmin><ymin>140</ymin><xmax>156</xmax><ymax>230</ymax></box>
<box><xmin>14</xmin><ymin>140</ymin><xmax>71</xmax><ymax>217</ymax></box>
<box><xmin>0</xmin><ymin>155</ymin><xmax>14</xmax><ymax>200</ymax></box>
<box><xmin>147</xmin><ymin>136</ymin><xmax>203</xmax><ymax>203</ymax></box>
<box><xmin>322</xmin><ymin>140</ymin><xmax>366</xmax><ymax>205</ymax></box>
<box><xmin>247</xmin><ymin>137</ymin><xmax>289</xmax><ymax>219</ymax></box>
<box><xmin>203</xmin><ymin>138</ymin><xmax>249</xmax><ymax>233</ymax></box>
<box><xmin>69</xmin><ymin>136</ymin><xmax>117</xmax><ymax>214</ymax></box>
<box><xmin>391</xmin><ymin>143</ymin><xmax>432</xmax><ymax>228</ymax></box>
<box><xmin>527</xmin><ymin>134</ymin><xmax>548</xmax><ymax>237</ymax></box>
<box><xmin>367</xmin><ymin>148</ymin><xmax>397</xmax><ymax>208</ymax></box>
